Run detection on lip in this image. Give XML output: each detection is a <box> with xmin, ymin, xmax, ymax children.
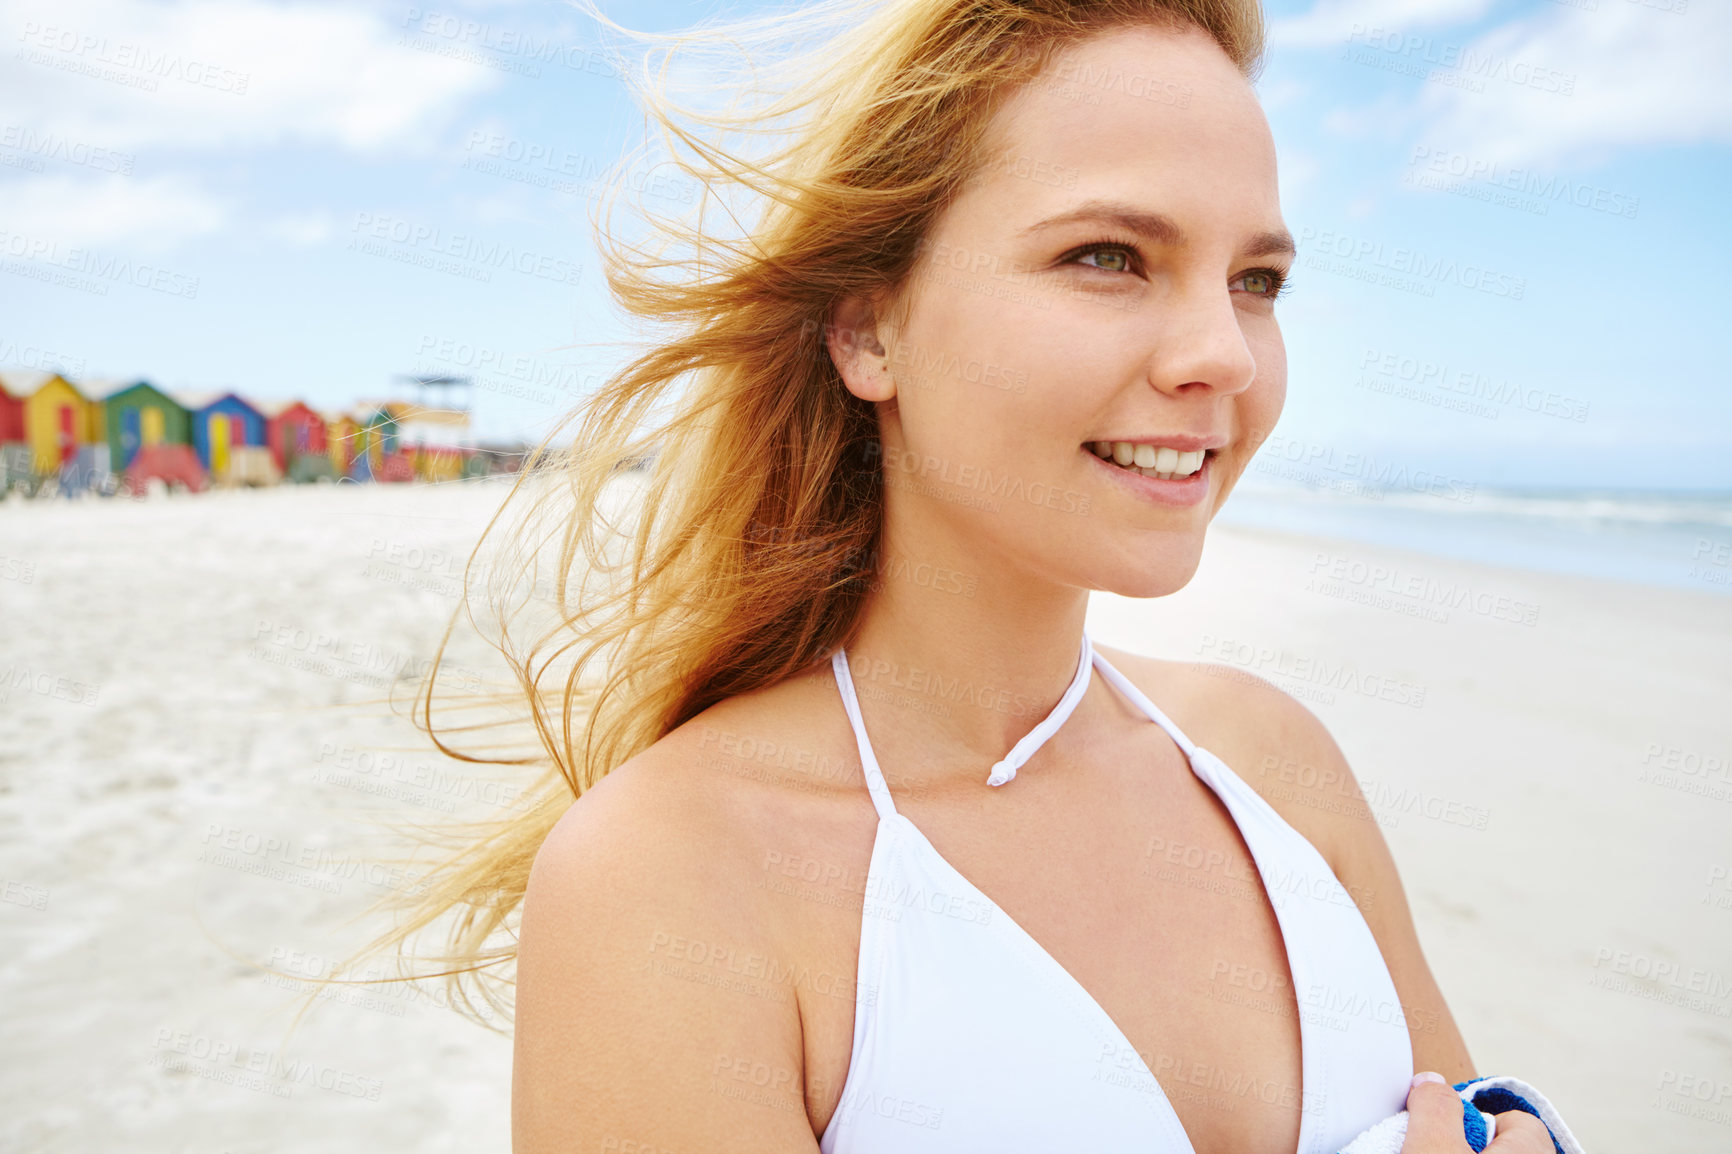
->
<box><xmin>1083</xmin><ymin>444</ymin><xmax>1215</xmax><ymax>508</ymax></box>
<box><xmin>1087</xmin><ymin>434</ymin><xmax>1228</xmax><ymax>452</ymax></box>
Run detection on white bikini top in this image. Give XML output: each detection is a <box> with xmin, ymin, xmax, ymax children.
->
<box><xmin>818</xmin><ymin>629</ymin><xmax>1414</xmax><ymax>1154</ymax></box>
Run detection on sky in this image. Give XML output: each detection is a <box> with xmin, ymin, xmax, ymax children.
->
<box><xmin>0</xmin><ymin>0</ymin><xmax>1727</xmax><ymax>489</ymax></box>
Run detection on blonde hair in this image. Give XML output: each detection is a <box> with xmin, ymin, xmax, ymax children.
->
<box><xmin>350</xmin><ymin>0</ymin><xmax>1266</xmax><ymax>1028</ymax></box>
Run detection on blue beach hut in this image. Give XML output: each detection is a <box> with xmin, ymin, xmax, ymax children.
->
<box><xmin>173</xmin><ymin>390</ymin><xmax>268</xmax><ymax>475</ymax></box>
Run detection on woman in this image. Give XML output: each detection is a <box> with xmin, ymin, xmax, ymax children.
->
<box><xmin>398</xmin><ymin>1</ymin><xmax>1558</xmax><ymax>1151</ymax></box>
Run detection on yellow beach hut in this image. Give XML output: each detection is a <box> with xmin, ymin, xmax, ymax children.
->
<box><xmin>325</xmin><ymin>409</ymin><xmax>360</xmax><ymax>478</ymax></box>
<box><xmin>394</xmin><ymin>403</ymin><xmax>473</xmax><ymax>483</ymax></box>
<box><xmin>12</xmin><ymin>371</ymin><xmax>96</xmax><ymax>475</ymax></box>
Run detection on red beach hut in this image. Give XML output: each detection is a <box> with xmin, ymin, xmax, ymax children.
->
<box><xmin>0</xmin><ymin>374</ymin><xmax>28</xmax><ymax>494</ymax></box>
<box><xmin>0</xmin><ymin>373</ymin><xmax>26</xmax><ymax>446</ymax></box>
<box><xmin>259</xmin><ymin>399</ymin><xmax>330</xmax><ymax>478</ymax></box>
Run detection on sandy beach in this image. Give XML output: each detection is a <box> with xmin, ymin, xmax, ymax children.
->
<box><xmin>2</xmin><ymin>478</ymin><xmax>1728</xmax><ymax>1152</ymax></box>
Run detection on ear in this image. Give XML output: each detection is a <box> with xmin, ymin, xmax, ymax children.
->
<box><xmin>825</xmin><ymin>293</ymin><xmax>896</xmax><ymax>403</ymax></box>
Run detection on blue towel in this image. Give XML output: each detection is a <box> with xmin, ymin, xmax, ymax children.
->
<box><xmin>1338</xmin><ymin>1075</ymin><xmax>1586</xmax><ymax>1154</ymax></box>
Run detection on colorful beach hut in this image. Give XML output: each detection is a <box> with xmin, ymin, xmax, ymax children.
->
<box><xmin>393</xmin><ymin>404</ymin><xmax>474</xmax><ymax>483</ymax></box>
<box><xmin>325</xmin><ymin>409</ymin><xmax>360</xmax><ymax>478</ymax></box>
<box><xmin>259</xmin><ymin>399</ymin><xmax>333</xmax><ymax>482</ymax></box>
<box><xmin>173</xmin><ymin>390</ymin><xmax>268</xmax><ymax>476</ymax></box>
<box><xmin>15</xmin><ymin>372</ymin><xmax>97</xmax><ymax>475</ymax></box>
<box><xmin>337</xmin><ymin>401</ymin><xmax>405</xmax><ymax>481</ymax></box>
<box><xmin>91</xmin><ymin>380</ymin><xmax>191</xmax><ymax>469</ymax></box>
<box><xmin>0</xmin><ymin>375</ymin><xmax>31</xmax><ymax>495</ymax></box>
<box><xmin>0</xmin><ymin>374</ymin><xmax>26</xmax><ymax>447</ymax></box>
<box><xmin>356</xmin><ymin>401</ymin><xmax>402</xmax><ymax>477</ymax></box>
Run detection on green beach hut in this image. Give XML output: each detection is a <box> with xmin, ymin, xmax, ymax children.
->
<box><xmin>350</xmin><ymin>401</ymin><xmax>403</xmax><ymax>480</ymax></box>
<box><xmin>92</xmin><ymin>380</ymin><xmax>191</xmax><ymax>469</ymax></box>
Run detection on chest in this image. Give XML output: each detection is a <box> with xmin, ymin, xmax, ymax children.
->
<box><xmin>782</xmin><ymin>752</ymin><xmax>1308</xmax><ymax>1154</ymax></box>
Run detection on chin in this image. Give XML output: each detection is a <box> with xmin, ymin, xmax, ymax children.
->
<box><xmin>1089</xmin><ymin>557</ymin><xmax>1202</xmax><ymax>600</ymax></box>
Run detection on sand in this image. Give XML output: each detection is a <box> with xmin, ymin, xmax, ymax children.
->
<box><xmin>2</xmin><ymin>479</ymin><xmax>1728</xmax><ymax>1152</ymax></box>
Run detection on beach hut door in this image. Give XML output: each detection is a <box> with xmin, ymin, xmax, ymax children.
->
<box><xmin>142</xmin><ymin>406</ymin><xmax>164</xmax><ymax>448</ymax></box>
<box><xmin>121</xmin><ymin>408</ymin><xmax>141</xmax><ymax>467</ymax></box>
<box><xmin>211</xmin><ymin>414</ymin><xmax>231</xmax><ymax>475</ymax></box>
<box><xmin>58</xmin><ymin>405</ymin><xmax>76</xmax><ymax>464</ymax></box>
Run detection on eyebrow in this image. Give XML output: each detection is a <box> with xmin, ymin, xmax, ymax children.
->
<box><xmin>1020</xmin><ymin>200</ymin><xmax>1296</xmax><ymax>259</ymax></box>
<box><xmin>1240</xmin><ymin>227</ymin><xmax>1297</xmax><ymax>259</ymax></box>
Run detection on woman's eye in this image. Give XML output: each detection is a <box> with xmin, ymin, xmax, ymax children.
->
<box><xmin>1235</xmin><ymin>268</ymin><xmax>1290</xmax><ymax>298</ymax></box>
<box><xmin>1077</xmin><ymin>247</ymin><xmax>1132</xmax><ymax>273</ymax></box>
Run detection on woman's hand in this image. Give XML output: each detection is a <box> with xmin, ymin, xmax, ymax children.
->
<box><xmin>1401</xmin><ymin>1073</ymin><xmax>1555</xmax><ymax>1154</ymax></box>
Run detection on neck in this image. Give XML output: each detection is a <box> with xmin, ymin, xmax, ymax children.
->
<box><xmin>842</xmin><ymin>509</ymin><xmax>1094</xmax><ymax>792</ymax></box>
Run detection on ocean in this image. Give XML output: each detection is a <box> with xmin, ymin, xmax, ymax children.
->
<box><xmin>1218</xmin><ymin>482</ymin><xmax>1732</xmax><ymax>597</ymax></box>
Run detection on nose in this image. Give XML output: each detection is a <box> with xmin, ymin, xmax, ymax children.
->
<box><xmin>1141</xmin><ymin>278</ymin><xmax>1259</xmax><ymax>398</ymax></box>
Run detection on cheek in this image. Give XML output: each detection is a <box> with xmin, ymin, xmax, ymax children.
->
<box><xmin>893</xmin><ymin>293</ymin><xmax>1083</xmax><ymax>451</ymax></box>
<box><xmin>1247</xmin><ymin>330</ymin><xmax>1288</xmax><ymax>430</ymax></box>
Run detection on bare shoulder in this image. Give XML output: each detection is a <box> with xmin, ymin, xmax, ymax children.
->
<box><xmin>1093</xmin><ymin>641</ymin><xmax>1476</xmax><ymax>1077</ymax></box>
<box><xmin>1092</xmin><ymin>643</ymin><xmax>1369</xmax><ymax>873</ymax></box>
<box><xmin>514</xmin><ymin>676</ymin><xmax>841</xmax><ymax>1153</ymax></box>
<box><xmin>526</xmin><ymin>656</ymin><xmax>857</xmax><ymax>901</ymax></box>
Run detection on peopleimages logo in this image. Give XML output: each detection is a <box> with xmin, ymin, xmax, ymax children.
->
<box><xmin>1252</xmin><ymin>434</ymin><xmax>1478</xmax><ymax>504</ymax></box>
<box><xmin>1295</xmin><ymin>227</ymin><xmax>1525</xmax><ymax>301</ymax></box>
<box><xmin>0</xmin><ymin>230</ymin><xmax>201</xmax><ymax>299</ymax></box>
<box><xmin>1356</xmin><ymin>348</ymin><xmax>1589</xmax><ymax>424</ymax></box>
<box><xmin>399</xmin><ymin>8</ymin><xmax>625</xmax><ymax>78</ymax></box>
<box><xmin>1590</xmin><ymin>948</ymin><xmax>1732</xmax><ymax>1011</ymax></box>
<box><xmin>1406</xmin><ymin>146</ymin><xmax>1640</xmax><ymax>221</ymax></box>
<box><xmin>347</xmin><ymin>213</ymin><xmax>582</xmax><ymax>286</ymax></box>
<box><xmin>1343</xmin><ymin>24</ymin><xmax>1577</xmax><ymax>96</ymax></box>
<box><xmin>866</xmin><ymin>444</ymin><xmax>1091</xmax><ymax>516</ymax></box>
<box><xmin>0</xmin><ymin>125</ymin><xmax>135</xmax><ymax>175</ymax></box>
<box><xmin>15</xmin><ymin>21</ymin><xmax>251</xmax><ymax>93</ymax></box>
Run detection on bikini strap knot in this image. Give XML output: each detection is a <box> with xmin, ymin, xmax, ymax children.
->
<box><xmin>831</xmin><ymin>629</ymin><xmax>1112</xmax><ymax>810</ymax></box>
<box><xmin>985</xmin><ymin>629</ymin><xmax>1096</xmax><ymax>787</ymax></box>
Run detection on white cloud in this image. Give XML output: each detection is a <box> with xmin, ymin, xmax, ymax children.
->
<box><xmin>1272</xmin><ymin>0</ymin><xmax>1493</xmax><ymax>49</ymax></box>
<box><xmin>1415</xmin><ymin>4</ymin><xmax>1732</xmax><ymax>165</ymax></box>
<box><xmin>0</xmin><ymin>0</ymin><xmax>499</xmax><ymax>154</ymax></box>
<box><xmin>0</xmin><ymin>172</ymin><xmax>229</xmax><ymax>250</ymax></box>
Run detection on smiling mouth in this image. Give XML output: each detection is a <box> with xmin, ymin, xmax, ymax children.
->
<box><xmin>1085</xmin><ymin>440</ymin><xmax>1213</xmax><ymax>481</ymax></box>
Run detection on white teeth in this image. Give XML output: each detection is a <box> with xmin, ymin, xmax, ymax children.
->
<box><xmin>1093</xmin><ymin>442</ymin><xmax>1210</xmax><ymax>480</ymax></box>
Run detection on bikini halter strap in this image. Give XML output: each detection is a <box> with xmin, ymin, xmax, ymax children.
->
<box><xmin>829</xmin><ymin>630</ymin><xmax>1099</xmax><ymax>819</ymax></box>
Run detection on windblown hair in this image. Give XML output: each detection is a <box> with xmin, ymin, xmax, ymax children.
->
<box><xmin>356</xmin><ymin>0</ymin><xmax>1266</xmax><ymax>1028</ymax></box>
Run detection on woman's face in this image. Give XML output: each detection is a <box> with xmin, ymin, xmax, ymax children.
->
<box><xmin>842</xmin><ymin>22</ymin><xmax>1291</xmax><ymax>600</ymax></box>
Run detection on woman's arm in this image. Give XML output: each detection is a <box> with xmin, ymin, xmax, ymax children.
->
<box><xmin>513</xmin><ymin>754</ymin><xmax>823</xmax><ymax>1153</ymax></box>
